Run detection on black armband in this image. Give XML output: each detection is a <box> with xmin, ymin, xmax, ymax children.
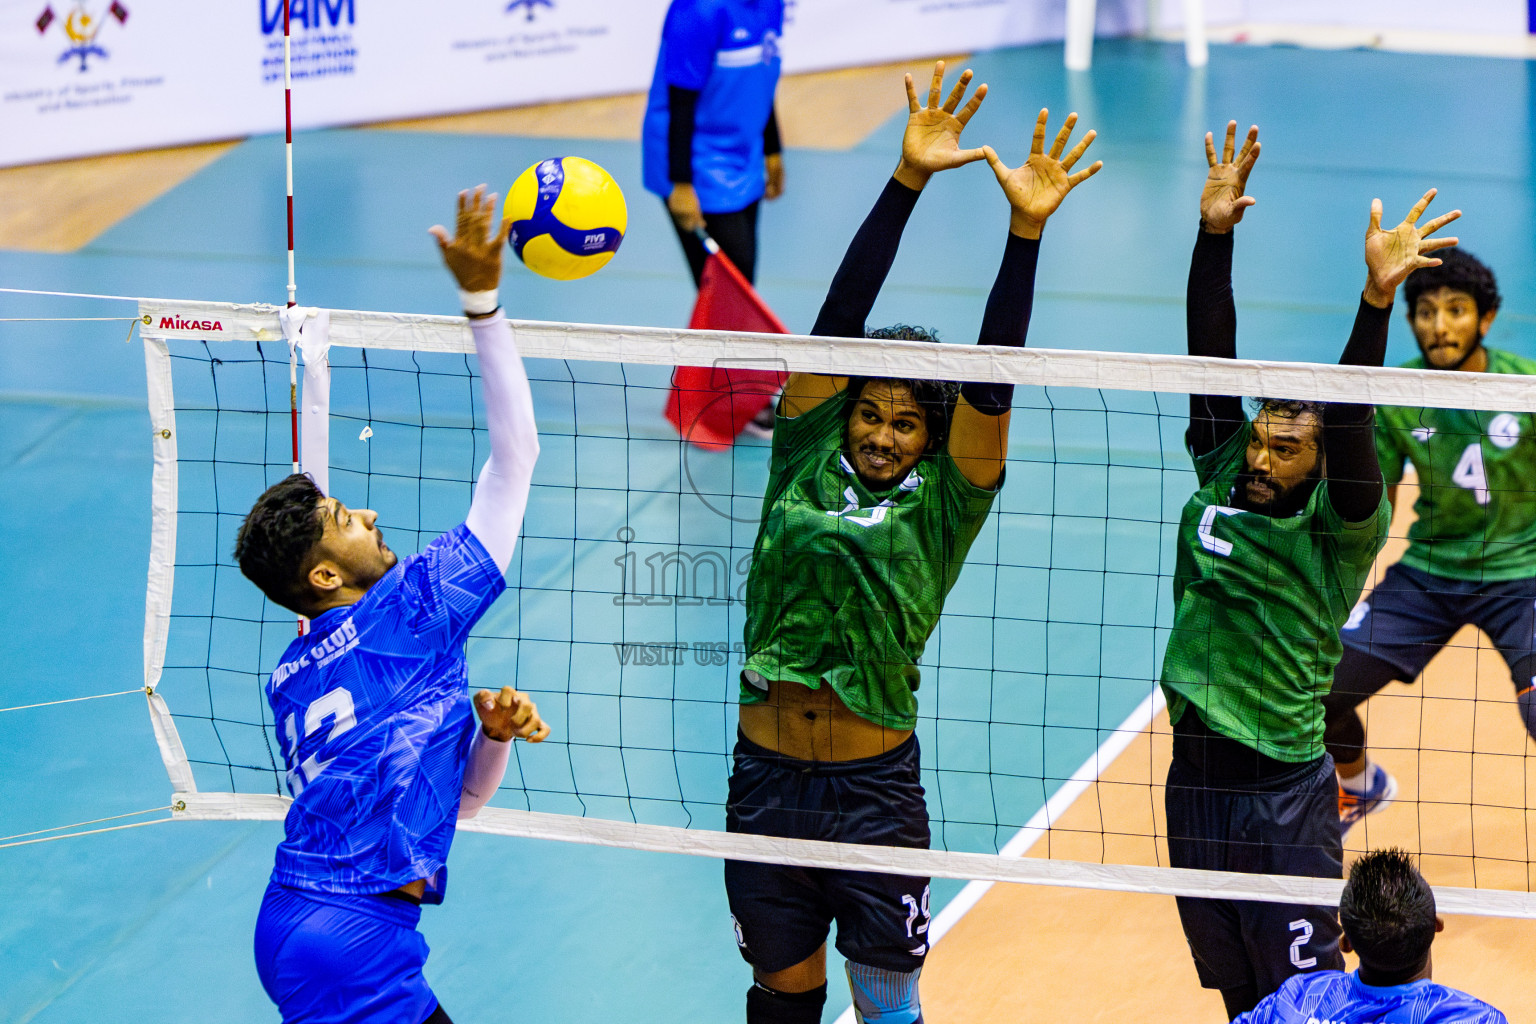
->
<box><xmin>763</xmin><ymin>105</ymin><xmax>782</xmax><ymax>157</ymax></box>
<box><xmin>957</xmin><ymin>233</ymin><xmax>1041</xmax><ymax>415</ymax></box>
<box><xmin>667</xmin><ymin>84</ymin><xmax>699</xmax><ymax>184</ymax></box>
<box><xmin>960</xmin><ymin>380</ymin><xmax>1015</xmax><ymax>416</ymax></box>
<box><xmin>810</xmin><ymin>176</ymin><xmax>923</xmax><ymax>339</ymax></box>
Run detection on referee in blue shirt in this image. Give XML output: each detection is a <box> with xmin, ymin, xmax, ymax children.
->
<box><xmin>642</xmin><ymin>0</ymin><xmax>785</xmax><ymax>287</ymax></box>
<box><xmin>237</xmin><ymin>186</ymin><xmax>548</xmax><ymax>1024</ymax></box>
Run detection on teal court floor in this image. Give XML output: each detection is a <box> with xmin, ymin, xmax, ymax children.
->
<box><xmin>4</xmin><ymin>38</ymin><xmax>1536</xmax><ymax>1024</ymax></box>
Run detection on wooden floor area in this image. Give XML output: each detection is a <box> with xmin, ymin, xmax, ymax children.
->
<box><xmin>0</xmin><ymin>55</ymin><xmax>960</xmax><ymax>254</ymax></box>
<box><xmin>0</xmin><ymin>141</ymin><xmax>239</xmax><ymax>254</ymax></box>
<box><xmin>924</xmin><ymin>471</ymin><xmax>1536</xmax><ymax>1021</ymax></box>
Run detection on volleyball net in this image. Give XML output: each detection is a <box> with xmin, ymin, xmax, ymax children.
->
<box><xmin>134</xmin><ymin>298</ymin><xmax>1536</xmax><ymax>918</ymax></box>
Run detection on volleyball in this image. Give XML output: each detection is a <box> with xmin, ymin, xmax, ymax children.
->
<box><xmin>506</xmin><ymin>157</ymin><xmax>627</xmax><ymax>281</ymax></box>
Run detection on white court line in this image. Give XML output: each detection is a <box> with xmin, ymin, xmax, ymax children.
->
<box><xmin>834</xmin><ymin>686</ymin><xmax>1165</xmax><ymax>1023</ymax></box>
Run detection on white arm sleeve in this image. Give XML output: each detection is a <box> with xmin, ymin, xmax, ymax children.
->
<box><xmin>463</xmin><ymin>311</ymin><xmax>540</xmax><ymax>575</ymax></box>
<box><xmin>458</xmin><ymin>727</ymin><xmax>512</xmax><ymax>819</ymax></box>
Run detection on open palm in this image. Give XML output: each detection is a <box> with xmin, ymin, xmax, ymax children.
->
<box><xmin>1364</xmin><ymin>189</ymin><xmax>1460</xmax><ymax>299</ymax></box>
<box><xmin>1200</xmin><ymin>121</ymin><xmax>1260</xmax><ymax>233</ymax></box>
<box><xmin>985</xmin><ymin>109</ymin><xmax>1101</xmax><ymax>236</ymax></box>
<box><xmin>900</xmin><ymin>61</ymin><xmax>987</xmax><ymax>178</ymax></box>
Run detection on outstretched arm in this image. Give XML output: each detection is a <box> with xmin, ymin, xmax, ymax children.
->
<box><xmin>1187</xmin><ymin>122</ymin><xmax>1261</xmax><ymax>458</ymax></box>
<box><xmin>783</xmin><ymin>61</ymin><xmax>987</xmax><ymax>417</ymax></box>
<box><xmin>948</xmin><ymin>109</ymin><xmax>1103</xmax><ymax>488</ymax></box>
<box><xmin>459</xmin><ymin>685</ymin><xmax>549</xmax><ymax>819</ymax></box>
<box><xmin>1326</xmin><ymin>189</ymin><xmax>1460</xmax><ymax>521</ymax></box>
<box><xmin>429</xmin><ymin>186</ymin><xmax>542</xmax><ymax>576</ymax></box>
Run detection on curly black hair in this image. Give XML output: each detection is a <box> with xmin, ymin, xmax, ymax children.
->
<box><xmin>1403</xmin><ymin>247</ymin><xmax>1500</xmax><ymax>319</ymax></box>
<box><xmin>234</xmin><ymin>473</ymin><xmax>327</xmax><ymax>614</ymax></box>
<box><xmin>843</xmin><ymin>324</ymin><xmax>959</xmax><ymax>451</ymax></box>
<box><xmin>1338</xmin><ymin>847</ymin><xmax>1438</xmax><ymax>982</ymax></box>
<box><xmin>1254</xmin><ymin>397</ymin><xmax>1326</xmax><ymax>427</ymax></box>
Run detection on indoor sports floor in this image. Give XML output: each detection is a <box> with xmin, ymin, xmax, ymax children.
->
<box><xmin>4</xmin><ymin>37</ymin><xmax>1536</xmax><ymax>1023</ymax></box>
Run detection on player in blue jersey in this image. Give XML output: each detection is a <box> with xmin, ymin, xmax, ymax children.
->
<box><xmin>1234</xmin><ymin>848</ymin><xmax>1506</xmax><ymax>1023</ymax></box>
<box><xmin>235</xmin><ymin>185</ymin><xmax>547</xmax><ymax>1024</ymax></box>
<box><xmin>643</xmin><ymin>0</ymin><xmax>785</xmax><ymax>287</ymax></box>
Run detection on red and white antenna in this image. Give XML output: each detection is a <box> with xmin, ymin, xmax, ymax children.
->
<box><xmin>283</xmin><ymin>0</ymin><xmax>299</xmax><ymax>478</ymax></box>
<box><xmin>283</xmin><ymin>0</ymin><xmax>304</xmax><ymax>637</ymax></box>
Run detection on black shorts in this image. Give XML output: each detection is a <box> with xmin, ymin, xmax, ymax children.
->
<box><xmin>724</xmin><ymin>732</ymin><xmax>931</xmax><ymax>974</ymax></box>
<box><xmin>1341</xmin><ymin>561</ymin><xmax>1536</xmax><ymax>689</ymax></box>
<box><xmin>1165</xmin><ymin>754</ymin><xmax>1344</xmax><ymax>998</ymax></box>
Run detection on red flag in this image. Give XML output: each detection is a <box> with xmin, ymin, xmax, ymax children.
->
<box><xmin>109</xmin><ymin>1</ymin><xmax>129</xmax><ymax>23</ymax></box>
<box><xmin>665</xmin><ymin>249</ymin><xmax>790</xmax><ymax>450</ymax></box>
<box><xmin>36</xmin><ymin>5</ymin><xmax>55</xmax><ymax>32</ymax></box>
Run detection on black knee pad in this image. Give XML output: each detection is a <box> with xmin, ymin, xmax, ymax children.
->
<box><xmin>1323</xmin><ymin>704</ymin><xmax>1366</xmax><ymax>766</ymax></box>
<box><xmin>747</xmin><ymin>982</ymin><xmax>827</xmax><ymax>1024</ymax></box>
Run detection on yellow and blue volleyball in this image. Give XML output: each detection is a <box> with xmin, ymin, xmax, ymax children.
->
<box><xmin>506</xmin><ymin>157</ymin><xmax>627</xmax><ymax>281</ymax></box>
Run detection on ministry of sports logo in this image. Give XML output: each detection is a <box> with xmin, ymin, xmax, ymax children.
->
<box><xmin>35</xmin><ymin>1</ymin><xmax>129</xmax><ymax>72</ymax></box>
<box><xmin>506</xmin><ymin>0</ymin><xmax>554</xmax><ymax>21</ymax></box>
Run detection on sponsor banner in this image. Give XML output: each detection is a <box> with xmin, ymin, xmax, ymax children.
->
<box><xmin>3</xmin><ymin>0</ymin><xmax>1152</xmax><ymax>167</ymax></box>
<box><xmin>1</xmin><ymin>0</ymin><xmax>670</xmax><ymax>167</ymax></box>
<box><xmin>8</xmin><ymin>0</ymin><xmax>1525</xmax><ymax>168</ymax></box>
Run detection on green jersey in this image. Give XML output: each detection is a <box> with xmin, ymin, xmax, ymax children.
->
<box><xmin>1376</xmin><ymin>348</ymin><xmax>1536</xmax><ymax>582</ymax></box>
<box><xmin>741</xmin><ymin>392</ymin><xmax>999</xmax><ymax>730</ymax></box>
<box><xmin>1160</xmin><ymin>423</ymin><xmax>1390</xmax><ymax>762</ymax></box>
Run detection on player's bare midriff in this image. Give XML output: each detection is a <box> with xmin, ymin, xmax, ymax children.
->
<box><xmin>394</xmin><ymin>877</ymin><xmax>428</xmax><ymax>900</ymax></box>
<box><xmin>739</xmin><ymin>679</ymin><xmax>912</xmax><ymax>761</ymax></box>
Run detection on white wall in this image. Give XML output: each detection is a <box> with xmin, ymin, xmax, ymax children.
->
<box><xmin>1155</xmin><ymin>0</ymin><xmax>1527</xmax><ymax>34</ymax></box>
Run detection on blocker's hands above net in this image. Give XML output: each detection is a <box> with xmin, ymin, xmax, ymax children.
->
<box><xmin>1363</xmin><ymin>189</ymin><xmax>1460</xmax><ymax>308</ymax></box>
<box><xmin>474</xmin><ymin>685</ymin><xmax>551</xmax><ymax>743</ymax></box>
<box><xmin>895</xmin><ymin>61</ymin><xmax>988</xmax><ymax>189</ymax></box>
<box><xmin>982</xmin><ymin>108</ymin><xmax>1102</xmax><ymax>240</ymax></box>
<box><xmin>429</xmin><ymin>185</ymin><xmax>512</xmax><ymax>294</ymax></box>
<box><xmin>1199</xmin><ymin>121</ymin><xmax>1260</xmax><ymax>234</ymax></box>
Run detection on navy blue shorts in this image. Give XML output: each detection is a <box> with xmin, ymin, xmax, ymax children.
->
<box><xmin>254</xmin><ymin>881</ymin><xmax>439</xmax><ymax>1024</ymax></box>
<box><xmin>1341</xmin><ymin>561</ymin><xmax>1536</xmax><ymax>689</ymax></box>
<box><xmin>1165</xmin><ymin>755</ymin><xmax>1344</xmax><ymax>998</ymax></box>
<box><xmin>724</xmin><ymin>732</ymin><xmax>931</xmax><ymax>974</ymax></box>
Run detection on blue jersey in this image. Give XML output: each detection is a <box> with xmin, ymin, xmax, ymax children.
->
<box><xmin>1236</xmin><ymin>970</ymin><xmax>1507</xmax><ymax>1023</ymax></box>
<box><xmin>265</xmin><ymin>523</ymin><xmax>504</xmax><ymax>904</ymax></box>
<box><xmin>642</xmin><ymin>0</ymin><xmax>783</xmax><ymax>213</ymax></box>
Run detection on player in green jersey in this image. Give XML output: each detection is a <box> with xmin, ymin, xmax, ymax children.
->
<box><xmin>723</xmin><ymin>63</ymin><xmax>1101</xmax><ymax>1024</ymax></box>
<box><xmin>1163</xmin><ymin>121</ymin><xmax>1459</xmax><ymax>1020</ymax></box>
<box><xmin>1324</xmin><ymin>248</ymin><xmax>1536</xmax><ymax>830</ymax></box>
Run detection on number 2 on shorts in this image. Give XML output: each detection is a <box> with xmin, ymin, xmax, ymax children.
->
<box><xmin>902</xmin><ymin>886</ymin><xmax>931</xmax><ymax>938</ymax></box>
<box><xmin>1288</xmin><ymin>918</ymin><xmax>1318</xmax><ymax>969</ymax></box>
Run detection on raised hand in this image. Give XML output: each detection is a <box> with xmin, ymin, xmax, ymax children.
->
<box><xmin>429</xmin><ymin>184</ymin><xmax>511</xmax><ymax>293</ymax></box>
<box><xmin>473</xmin><ymin>685</ymin><xmax>551</xmax><ymax>742</ymax></box>
<box><xmin>764</xmin><ymin>153</ymin><xmax>785</xmax><ymax>201</ymax></box>
<box><xmin>1363</xmin><ymin>189</ymin><xmax>1460</xmax><ymax>308</ymax></box>
<box><xmin>895</xmin><ymin>61</ymin><xmax>988</xmax><ymax>189</ymax></box>
<box><xmin>982</xmin><ymin>108</ymin><xmax>1102</xmax><ymax>240</ymax></box>
<box><xmin>1200</xmin><ymin>122</ymin><xmax>1260</xmax><ymax>234</ymax></box>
